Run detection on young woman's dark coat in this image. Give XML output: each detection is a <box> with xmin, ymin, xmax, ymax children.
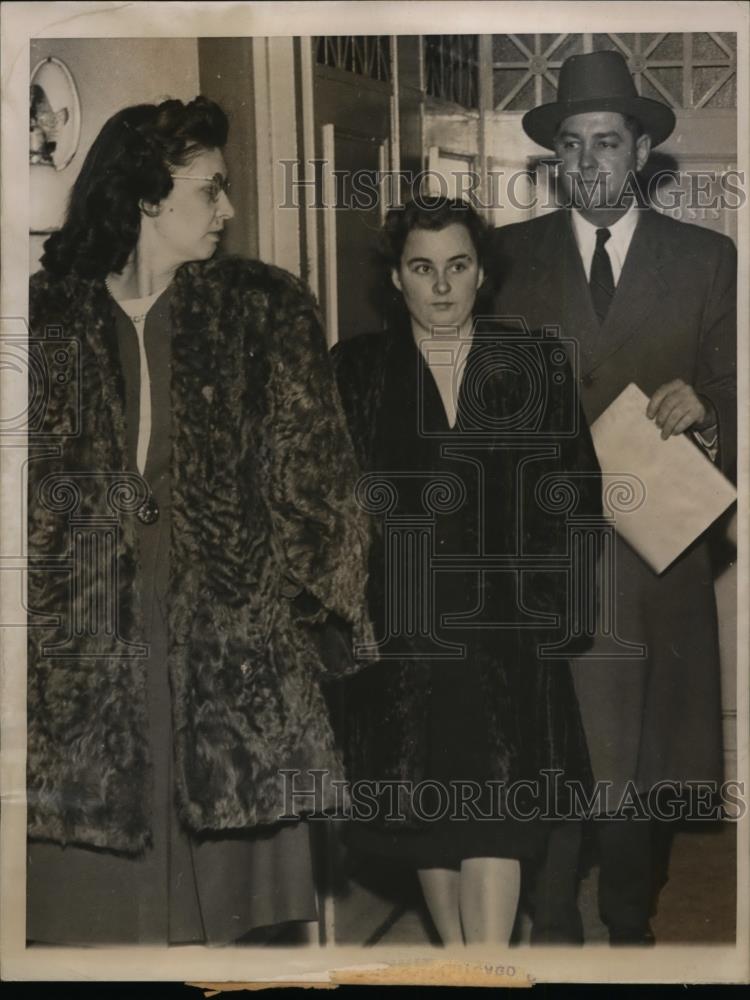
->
<box><xmin>331</xmin><ymin>320</ymin><xmax>602</xmax><ymax>825</ymax></box>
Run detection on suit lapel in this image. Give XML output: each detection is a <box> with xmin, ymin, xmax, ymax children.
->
<box><xmin>588</xmin><ymin>208</ymin><xmax>670</xmax><ymax>372</ymax></box>
<box><xmin>529</xmin><ymin>211</ymin><xmax>601</xmax><ymax>377</ymax></box>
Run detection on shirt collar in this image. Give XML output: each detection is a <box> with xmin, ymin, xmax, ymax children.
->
<box><xmin>570</xmin><ymin>201</ymin><xmax>640</xmax><ymax>248</ymax></box>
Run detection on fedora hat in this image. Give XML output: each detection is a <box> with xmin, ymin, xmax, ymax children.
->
<box><xmin>522</xmin><ymin>50</ymin><xmax>676</xmax><ymax>149</ymax></box>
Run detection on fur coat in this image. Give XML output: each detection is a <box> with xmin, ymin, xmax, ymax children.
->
<box><xmin>27</xmin><ymin>255</ymin><xmax>373</xmax><ymax>854</ymax></box>
<box><xmin>331</xmin><ymin>320</ymin><xmax>602</xmax><ymax>826</ymax></box>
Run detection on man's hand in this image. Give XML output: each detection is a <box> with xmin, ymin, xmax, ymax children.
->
<box><xmin>646</xmin><ymin>380</ymin><xmax>715</xmax><ymax>439</ymax></box>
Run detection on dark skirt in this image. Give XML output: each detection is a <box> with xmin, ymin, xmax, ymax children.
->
<box><xmin>344</xmin><ymin>820</ymin><xmax>546</xmax><ymax>870</ymax></box>
<box><xmin>342</xmin><ymin>654</ymin><xmax>547</xmax><ymax>870</ymax></box>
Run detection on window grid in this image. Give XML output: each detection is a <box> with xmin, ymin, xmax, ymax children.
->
<box><xmin>315</xmin><ymin>36</ymin><xmax>391</xmax><ymax>83</ymax></box>
<box><xmin>423</xmin><ymin>35</ymin><xmax>480</xmax><ymax>110</ymax></box>
<box><xmin>492</xmin><ymin>33</ymin><xmax>736</xmax><ymax>111</ymax></box>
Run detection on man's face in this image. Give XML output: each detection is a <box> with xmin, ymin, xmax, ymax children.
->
<box><xmin>553</xmin><ymin>111</ymin><xmax>651</xmax><ymax>214</ymax></box>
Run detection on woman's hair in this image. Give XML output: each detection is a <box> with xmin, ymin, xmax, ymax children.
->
<box><xmin>41</xmin><ymin>96</ymin><xmax>229</xmax><ymax>278</ymax></box>
<box><xmin>381</xmin><ymin>196</ymin><xmax>491</xmax><ymax>273</ymax></box>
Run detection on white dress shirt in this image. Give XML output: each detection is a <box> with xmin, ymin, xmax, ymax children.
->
<box><xmin>570</xmin><ymin>201</ymin><xmax>640</xmax><ymax>285</ymax></box>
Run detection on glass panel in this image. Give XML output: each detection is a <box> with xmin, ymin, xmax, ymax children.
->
<box><xmin>505</xmin><ymin>76</ymin><xmax>536</xmax><ymax>111</ymax></box>
<box><xmin>641</xmin><ymin>75</ymin><xmax>668</xmax><ymax>104</ymax></box>
<box><xmin>493</xmin><ymin>69</ymin><xmax>529</xmax><ymax>109</ymax></box>
<box><xmin>515</xmin><ymin>34</ymin><xmax>536</xmax><ymax>54</ymax></box>
<box><xmin>539</xmin><ymin>34</ymin><xmax>563</xmax><ymax>57</ymax></box>
<box><xmin>648</xmin><ymin>33</ymin><xmax>683</xmax><ymax>60</ymax></box>
<box><xmin>695</xmin><ymin>66</ymin><xmax>736</xmax><ymax>108</ymax></box>
<box><xmin>549</xmin><ymin>35</ymin><xmax>583</xmax><ymax>63</ymax></box>
<box><xmin>592</xmin><ymin>34</ymin><xmax>613</xmax><ymax>51</ymax></box>
<box><xmin>717</xmin><ymin>32</ymin><xmax>737</xmax><ymax>53</ymax></box>
<box><xmin>592</xmin><ymin>34</ymin><xmax>631</xmax><ymax>55</ymax></box>
<box><xmin>614</xmin><ymin>34</ymin><xmax>636</xmax><ymax>53</ymax></box>
<box><xmin>542</xmin><ymin>75</ymin><xmax>559</xmax><ymax>102</ymax></box>
<box><xmin>693</xmin><ymin>33</ymin><xmax>732</xmax><ymax>62</ymax></box>
<box><xmin>645</xmin><ymin>67</ymin><xmax>682</xmax><ymax>106</ymax></box>
<box><xmin>492</xmin><ymin>34</ymin><xmax>525</xmax><ymax>62</ymax></box>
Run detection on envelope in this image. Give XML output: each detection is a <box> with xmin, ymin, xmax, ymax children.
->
<box><xmin>589</xmin><ymin>382</ymin><xmax>737</xmax><ymax>574</ymax></box>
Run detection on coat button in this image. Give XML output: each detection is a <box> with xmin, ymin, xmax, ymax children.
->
<box><xmin>136</xmin><ymin>491</ymin><xmax>160</xmax><ymax>524</ymax></box>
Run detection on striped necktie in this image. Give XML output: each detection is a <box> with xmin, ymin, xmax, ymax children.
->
<box><xmin>590</xmin><ymin>227</ymin><xmax>615</xmax><ymax>324</ymax></box>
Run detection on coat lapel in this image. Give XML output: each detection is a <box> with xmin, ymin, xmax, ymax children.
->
<box><xmin>78</xmin><ymin>278</ymin><xmax>129</xmax><ymax>470</ymax></box>
<box><xmin>588</xmin><ymin>208</ymin><xmax>670</xmax><ymax>372</ymax></box>
<box><xmin>169</xmin><ymin>265</ymin><xmax>213</xmax><ymax>482</ymax></box>
<box><xmin>374</xmin><ymin>325</ymin><xmax>429</xmax><ymax>470</ymax></box>
<box><xmin>168</xmin><ymin>263</ymin><xmax>221</xmax><ymax>628</ymax></box>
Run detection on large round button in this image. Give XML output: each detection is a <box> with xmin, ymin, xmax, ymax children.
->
<box><xmin>136</xmin><ymin>491</ymin><xmax>160</xmax><ymax>524</ymax></box>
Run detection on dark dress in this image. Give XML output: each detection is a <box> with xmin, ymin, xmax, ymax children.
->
<box><xmin>27</xmin><ymin>285</ymin><xmax>317</xmax><ymax>944</ymax></box>
<box><xmin>331</xmin><ymin>322</ymin><xmax>600</xmax><ymax>869</ymax></box>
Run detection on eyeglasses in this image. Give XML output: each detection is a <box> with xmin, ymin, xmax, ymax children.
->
<box><xmin>171</xmin><ymin>172</ymin><xmax>231</xmax><ymax>204</ymax></box>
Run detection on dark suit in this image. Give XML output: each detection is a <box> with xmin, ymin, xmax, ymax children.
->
<box><xmin>491</xmin><ymin>207</ymin><xmax>737</xmax><ymax>938</ymax></box>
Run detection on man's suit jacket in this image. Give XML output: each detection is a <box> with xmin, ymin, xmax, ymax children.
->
<box><xmin>491</xmin><ymin>208</ymin><xmax>736</xmax><ymax>475</ymax></box>
<box><xmin>491</xmin><ymin>208</ymin><xmax>737</xmax><ymax>800</ymax></box>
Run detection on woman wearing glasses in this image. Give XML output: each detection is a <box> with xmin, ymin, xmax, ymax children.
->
<box><xmin>27</xmin><ymin>97</ymin><xmax>371</xmax><ymax>945</ymax></box>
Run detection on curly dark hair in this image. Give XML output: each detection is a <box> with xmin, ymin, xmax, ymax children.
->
<box><xmin>381</xmin><ymin>196</ymin><xmax>492</xmax><ymax>274</ymax></box>
<box><xmin>41</xmin><ymin>96</ymin><xmax>229</xmax><ymax>278</ymax></box>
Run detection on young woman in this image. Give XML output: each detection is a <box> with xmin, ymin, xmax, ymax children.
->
<box><xmin>332</xmin><ymin>197</ymin><xmax>601</xmax><ymax>945</ymax></box>
<box><xmin>27</xmin><ymin>96</ymin><xmax>372</xmax><ymax>945</ymax></box>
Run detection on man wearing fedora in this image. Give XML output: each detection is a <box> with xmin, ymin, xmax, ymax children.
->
<box><xmin>491</xmin><ymin>49</ymin><xmax>736</xmax><ymax>944</ymax></box>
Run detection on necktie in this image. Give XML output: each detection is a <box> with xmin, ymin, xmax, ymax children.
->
<box><xmin>590</xmin><ymin>227</ymin><xmax>615</xmax><ymax>324</ymax></box>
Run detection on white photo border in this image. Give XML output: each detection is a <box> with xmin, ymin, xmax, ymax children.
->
<box><xmin>1</xmin><ymin>0</ymin><xmax>748</xmax><ymax>985</ymax></box>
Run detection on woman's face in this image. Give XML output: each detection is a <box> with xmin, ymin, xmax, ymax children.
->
<box><xmin>145</xmin><ymin>147</ymin><xmax>235</xmax><ymax>268</ymax></box>
<box><xmin>392</xmin><ymin>222</ymin><xmax>484</xmax><ymax>336</ymax></box>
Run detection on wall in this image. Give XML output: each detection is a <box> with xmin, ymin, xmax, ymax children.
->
<box><xmin>29</xmin><ymin>37</ymin><xmax>200</xmax><ymax>272</ymax></box>
<box><xmin>198</xmin><ymin>38</ymin><xmax>258</xmax><ymax>261</ymax></box>
<box><xmin>313</xmin><ymin>62</ymin><xmax>392</xmax><ymax>341</ymax></box>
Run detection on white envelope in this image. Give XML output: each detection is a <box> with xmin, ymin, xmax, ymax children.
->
<box><xmin>590</xmin><ymin>382</ymin><xmax>737</xmax><ymax>574</ymax></box>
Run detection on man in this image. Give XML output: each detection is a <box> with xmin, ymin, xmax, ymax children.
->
<box><xmin>491</xmin><ymin>49</ymin><xmax>737</xmax><ymax>944</ymax></box>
